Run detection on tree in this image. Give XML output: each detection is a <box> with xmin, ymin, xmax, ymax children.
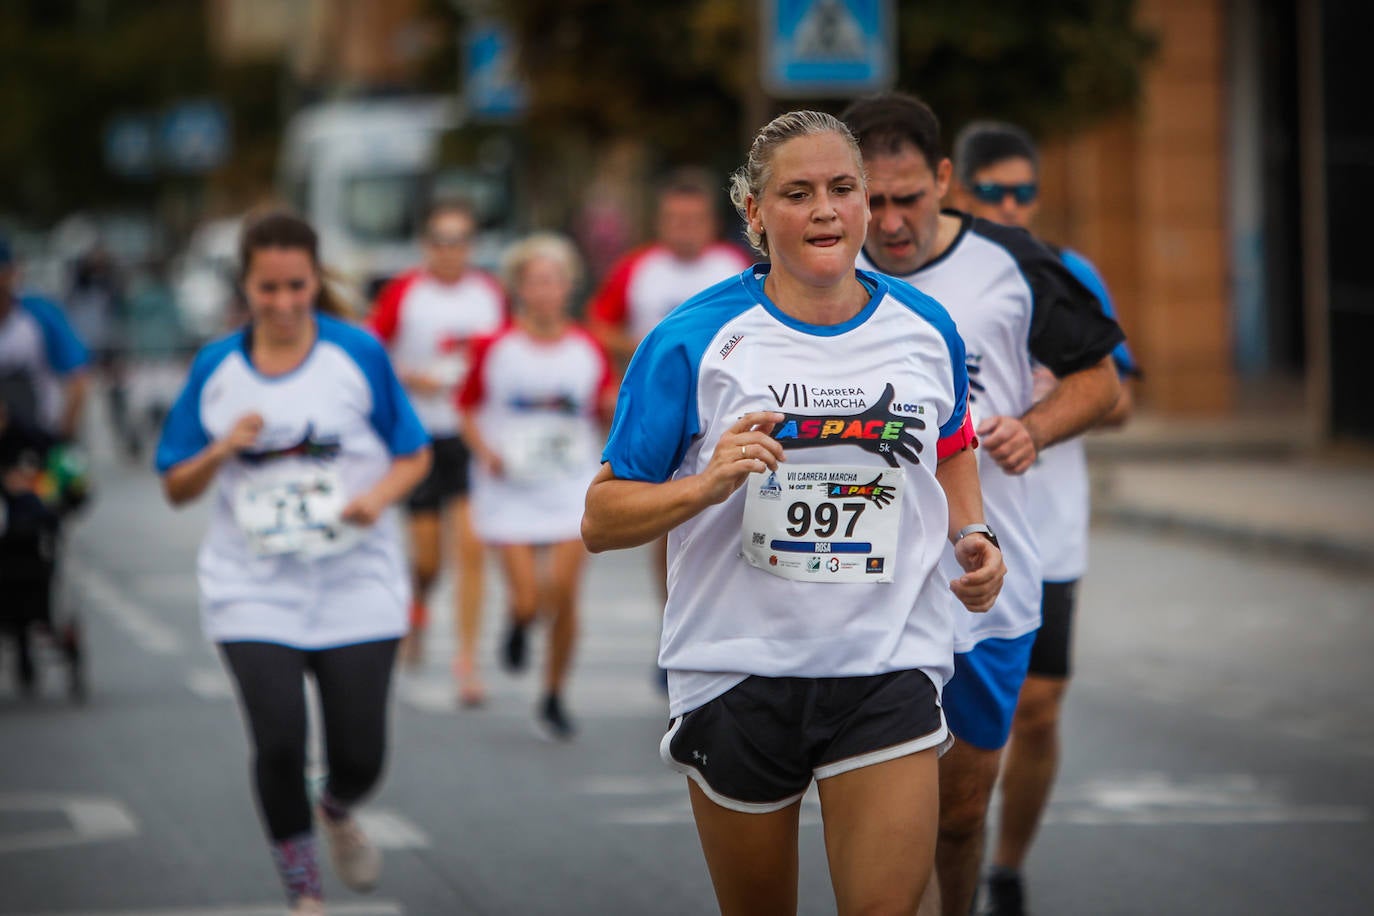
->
<box><xmin>0</xmin><ymin>2</ymin><xmax>285</xmax><ymax>226</ymax></box>
<box><xmin>499</xmin><ymin>0</ymin><xmax>1154</xmax><ymax>165</ymax></box>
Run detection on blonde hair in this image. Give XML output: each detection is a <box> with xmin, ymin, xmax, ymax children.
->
<box><xmin>728</xmin><ymin>110</ymin><xmax>864</xmax><ymax>257</ymax></box>
<box><xmin>500</xmin><ymin>231</ymin><xmax>584</xmax><ymax>293</ymax></box>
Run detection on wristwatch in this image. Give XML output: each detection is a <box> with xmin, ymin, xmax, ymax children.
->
<box><xmin>956</xmin><ymin>523</ymin><xmax>1000</xmax><ymax>550</ymax></box>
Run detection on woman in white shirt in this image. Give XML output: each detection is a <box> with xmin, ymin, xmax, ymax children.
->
<box><xmin>458</xmin><ymin>232</ymin><xmax>614</xmax><ymax>741</ymax></box>
<box><xmin>583</xmin><ymin>111</ymin><xmax>1005</xmax><ymax>915</ymax></box>
<box><xmin>156</xmin><ymin>211</ymin><xmax>430</xmax><ymax>916</ymax></box>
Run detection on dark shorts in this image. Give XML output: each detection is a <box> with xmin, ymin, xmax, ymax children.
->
<box><xmin>1028</xmin><ymin>579</ymin><xmax>1078</xmax><ymax>679</ymax></box>
<box><xmin>406</xmin><ymin>435</ymin><xmax>470</xmax><ymax>512</ymax></box>
<box><xmin>942</xmin><ymin>631</ymin><xmax>1037</xmax><ymax>751</ymax></box>
<box><xmin>660</xmin><ymin>669</ymin><xmax>946</xmax><ymax>813</ymax></box>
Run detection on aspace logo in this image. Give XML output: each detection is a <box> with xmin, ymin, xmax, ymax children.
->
<box><xmin>771</xmin><ymin>383</ymin><xmax>924</xmax><ymax>467</ymax></box>
<box><xmin>510</xmin><ymin>392</ymin><xmax>579</xmax><ymax>414</ymax></box>
<box><xmin>239</xmin><ymin>423</ymin><xmax>342</xmax><ymax>465</ymax></box>
<box><xmin>826</xmin><ymin>475</ymin><xmax>896</xmax><ymax>507</ymax></box>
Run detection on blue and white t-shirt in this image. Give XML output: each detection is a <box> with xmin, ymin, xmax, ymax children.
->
<box><xmin>1026</xmin><ymin>247</ymin><xmax>1140</xmax><ymax>582</ymax></box>
<box><xmin>156</xmin><ymin>314</ymin><xmax>429</xmax><ymax>649</ymax></box>
<box><xmin>602</xmin><ymin>265</ymin><xmax>976</xmax><ymax>718</ymax></box>
<box><xmin>0</xmin><ymin>294</ymin><xmax>89</xmax><ymax>433</ymax></box>
<box><xmin>859</xmin><ymin>212</ymin><xmax>1125</xmax><ymax>652</ymax></box>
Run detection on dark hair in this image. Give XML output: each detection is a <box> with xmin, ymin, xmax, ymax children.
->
<box><xmin>728</xmin><ymin>110</ymin><xmax>863</xmax><ymax>257</ymax></box>
<box><xmin>424</xmin><ymin>196</ymin><xmax>477</xmax><ymax>231</ymax></box>
<box><xmin>238</xmin><ymin>209</ymin><xmax>350</xmax><ymax>318</ymax></box>
<box><xmin>840</xmin><ymin>92</ymin><xmax>944</xmax><ymax>171</ymax></box>
<box><xmin>952</xmin><ymin>121</ymin><xmax>1039</xmax><ymax>187</ymax></box>
<box><xmin>656</xmin><ymin>166</ymin><xmax>717</xmax><ymax>203</ymax></box>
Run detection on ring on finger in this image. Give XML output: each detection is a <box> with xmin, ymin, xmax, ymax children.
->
<box><xmin>740</xmin><ymin>444</ymin><xmax>748</xmax><ymax>459</ymax></box>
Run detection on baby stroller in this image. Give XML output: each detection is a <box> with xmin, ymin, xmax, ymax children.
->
<box><xmin>0</xmin><ymin>408</ymin><xmax>88</xmax><ymax>701</ymax></box>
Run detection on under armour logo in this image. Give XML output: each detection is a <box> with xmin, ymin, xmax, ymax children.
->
<box><xmin>691</xmin><ymin>750</ymin><xmax>708</xmax><ymax>767</ymax></box>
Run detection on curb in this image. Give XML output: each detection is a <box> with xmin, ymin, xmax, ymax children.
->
<box><xmin>1093</xmin><ymin>504</ymin><xmax>1374</xmax><ymax>570</ymax></box>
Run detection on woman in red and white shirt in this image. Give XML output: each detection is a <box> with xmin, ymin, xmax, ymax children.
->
<box><xmin>458</xmin><ymin>233</ymin><xmax>614</xmax><ymax>740</ymax></box>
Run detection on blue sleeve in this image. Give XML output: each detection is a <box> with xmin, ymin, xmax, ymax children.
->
<box><xmin>155</xmin><ymin>348</ymin><xmax>219</xmax><ymax>473</ymax></box>
<box><xmin>1058</xmin><ymin>249</ymin><xmax>1139</xmax><ymax>377</ymax></box>
<box><xmin>601</xmin><ymin>323</ymin><xmax>706</xmax><ymax>484</ymax></box>
<box><xmin>23</xmin><ymin>296</ymin><xmax>89</xmax><ymax>374</ymax></box>
<box><xmin>324</xmin><ymin>318</ymin><xmax>429</xmax><ymax>456</ymax></box>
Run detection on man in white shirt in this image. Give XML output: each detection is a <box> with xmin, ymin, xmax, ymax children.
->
<box><xmin>369</xmin><ymin>200</ymin><xmax>505</xmax><ymax>702</ymax></box>
<box><xmin>842</xmin><ymin>93</ymin><xmax>1123</xmax><ymax>916</ymax></box>
<box><xmin>950</xmin><ymin>119</ymin><xmax>1139</xmax><ymax>916</ymax></box>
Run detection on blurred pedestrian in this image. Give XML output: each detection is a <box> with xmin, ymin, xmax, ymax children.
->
<box><xmin>156</xmin><ymin>211</ymin><xmax>431</xmax><ymax>915</ymax></box>
<box><xmin>841</xmin><ymin>92</ymin><xmax>1124</xmax><ymax>916</ymax></box>
<box><xmin>458</xmin><ymin>232</ymin><xmax>613</xmax><ymax>739</ymax></box>
<box><xmin>368</xmin><ymin>199</ymin><xmax>505</xmax><ymax>702</ymax></box>
<box><xmin>0</xmin><ymin>235</ymin><xmax>89</xmax><ymax>443</ymax></box>
<box><xmin>585</xmin><ymin>168</ymin><xmax>749</xmax><ymax>685</ymax></box>
<box><xmin>67</xmin><ymin>242</ymin><xmax>136</xmax><ymax>457</ymax></box>
<box><xmin>584</xmin><ymin>109</ymin><xmax>1003</xmax><ymax>915</ymax></box>
<box><xmin>0</xmin><ymin>234</ymin><xmax>90</xmax><ymax>697</ymax></box>
<box><xmin>950</xmin><ymin>119</ymin><xmax>1139</xmax><ymax>916</ymax></box>
<box><xmin>586</xmin><ymin>166</ymin><xmax>750</xmax><ymax>369</ymax></box>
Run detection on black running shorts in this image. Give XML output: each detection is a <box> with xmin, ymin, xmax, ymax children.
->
<box><xmin>660</xmin><ymin>669</ymin><xmax>946</xmax><ymax>813</ymax></box>
<box><xmin>1027</xmin><ymin>579</ymin><xmax>1078</xmax><ymax>679</ymax></box>
<box><xmin>406</xmin><ymin>435</ymin><xmax>471</xmax><ymax>512</ymax></box>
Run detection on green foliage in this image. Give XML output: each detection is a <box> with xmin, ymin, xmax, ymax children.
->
<box><xmin>894</xmin><ymin>0</ymin><xmax>1157</xmax><ymax>139</ymax></box>
<box><xmin>0</xmin><ymin>2</ymin><xmax>212</xmax><ymax>220</ymax></box>
<box><xmin>0</xmin><ymin>2</ymin><xmax>289</xmax><ymax>225</ymax></box>
<box><xmin>498</xmin><ymin>0</ymin><xmax>1154</xmax><ymax>164</ymax></box>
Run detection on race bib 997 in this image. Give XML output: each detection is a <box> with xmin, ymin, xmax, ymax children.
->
<box><xmin>741</xmin><ymin>464</ymin><xmax>903</xmax><ymax>583</ymax></box>
<box><xmin>233</xmin><ymin>467</ymin><xmax>359</xmax><ymax>559</ymax></box>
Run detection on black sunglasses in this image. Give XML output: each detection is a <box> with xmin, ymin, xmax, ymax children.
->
<box><xmin>970</xmin><ymin>182</ymin><xmax>1039</xmax><ymax>205</ymax></box>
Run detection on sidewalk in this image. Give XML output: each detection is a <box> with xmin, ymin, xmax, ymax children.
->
<box><xmin>1087</xmin><ymin>411</ymin><xmax>1374</xmax><ymax>567</ymax></box>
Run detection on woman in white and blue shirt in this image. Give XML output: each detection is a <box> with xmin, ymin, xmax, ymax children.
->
<box><xmin>156</xmin><ymin>212</ymin><xmax>430</xmax><ymax>915</ymax></box>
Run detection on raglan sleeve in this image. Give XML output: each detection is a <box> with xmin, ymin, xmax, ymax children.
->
<box><xmin>1059</xmin><ymin>249</ymin><xmax>1140</xmax><ymax>378</ymax></box>
<box><xmin>600</xmin><ymin>325</ymin><xmax>700</xmax><ymax>483</ymax></box>
<box><xmin>1014</xmin><ymin>237</ymin><xmax>1125</xmax><ymax>378</ymax></box>
<box><xmin>154</xmin><ymin>350</ymin><xmax>214</xmax><ymax>473</ymax></box>
<box><xmin>358</xmin><ymin>337</ymin><xmax>430</xmax><ymax>456</ymax></box>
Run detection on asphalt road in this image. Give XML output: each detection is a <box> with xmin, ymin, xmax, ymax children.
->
<box><xmin>2</xmin><ymin>445</ymin><xmax>1372</xmax><ymax>915</ymax></box>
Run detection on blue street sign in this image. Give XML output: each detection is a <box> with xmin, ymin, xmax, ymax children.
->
<box><xmin>160</xmin><ymin>100</ymin><xmax>231</xmax><ymax>174</ymax></box>
<box><xmin>104</xmin><ymin>116</ymin><xmax>157</xmax><ymax>179</ymax></box>
<box><xmin>464</xmin><ymin>21</ymin><xmax>528</xmax><ymax>121</ymax></box>
<box><xmin>762</xmin><ymin>0</ymin><xmax>895</xmax><ymax>98</ymax></box>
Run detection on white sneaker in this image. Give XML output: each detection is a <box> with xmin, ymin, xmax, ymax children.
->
<box><xmin>316</xmin><ymin>807</ymin><xmax>381</xmax><ymax>892</ymax></box>
<box><xmin>288</xmin><ymin>897</ymin><xmax>325</xmax><ymax>915</ymax></box>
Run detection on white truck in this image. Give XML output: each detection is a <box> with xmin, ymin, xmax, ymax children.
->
<box><xmin>277</xmin><ymin>95</ymin><xmax>518</xmax><ymax>308</ymax></box>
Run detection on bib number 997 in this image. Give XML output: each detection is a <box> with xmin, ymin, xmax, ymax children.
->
<box><xmin>785</xmin><ymin>500</ymin><xmax>866</xmax><ymax>538</ymax></box>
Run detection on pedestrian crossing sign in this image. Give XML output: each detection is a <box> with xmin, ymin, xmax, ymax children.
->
<box><xmin>762</xmin><ymin>0</ymin><xmax>895</xmax><ymax>97</ymax></box>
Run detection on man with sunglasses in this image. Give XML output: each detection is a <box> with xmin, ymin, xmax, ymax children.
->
<box><xmin>368</xmin><ymin>199</ymin><xmax>505</xmax><ymax>702</ymax></box>
<box><xmin>952</xmin><ymin>120</ymin><xmax>1139</xmax><ymax>916</ymax></box>
<box><xmin>842</xmin><ymin>93</ymin><xmax>1124</xmax><ymax>916</ymax></box>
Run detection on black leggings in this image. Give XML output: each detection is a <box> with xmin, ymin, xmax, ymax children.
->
<box><xmin>220</xmin><ymin>638</ymin><xmax>399</xmax><ymax>840</ymax></box>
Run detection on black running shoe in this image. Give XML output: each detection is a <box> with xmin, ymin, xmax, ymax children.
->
<box><xmin>502</xmin><ymin>619</ymin><xmax>528</xmax><ymax>672</ymax></box>
<box><xmin>536</xmin><ymin>693</ymin><xmax>575</xmax><ymax>741</ymax></box>
<box><xmin>983</xmin><ymin>868</ymin><xmax>1026</xmax><ymax>916</ymax></box>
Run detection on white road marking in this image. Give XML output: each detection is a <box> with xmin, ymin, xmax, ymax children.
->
<box><xmin>594</xmin><ymin>772</ymin><xmax>1371</xmax><ymax>829</ymax></box>
<box><xmin>186</xmin><ymin>667</ymin><xmax>234</xmax><ymax>701</ymax></box>
<box><xmin>68</xmin><ymin>559</ymin><xmax>182</xmax><ymax>656</ymax></box>
<box><xmin>0</xmin><ymin>793</ymin><xmax>138</xmax><ymax>854</ymax></box>
<box><xmin>1044</xmin><ymin>773</ymin><xmax>1369</xmax><ymax>827</ymax></box>
<box><xmin>356</xmin><ymin>809</ymin><xmax>430</xmax><ymax>849</ymax></box>
<box><xmin>395</xmin><ymin>675</ymin><xmax>666</xmax><ymax>718</ymax></box>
